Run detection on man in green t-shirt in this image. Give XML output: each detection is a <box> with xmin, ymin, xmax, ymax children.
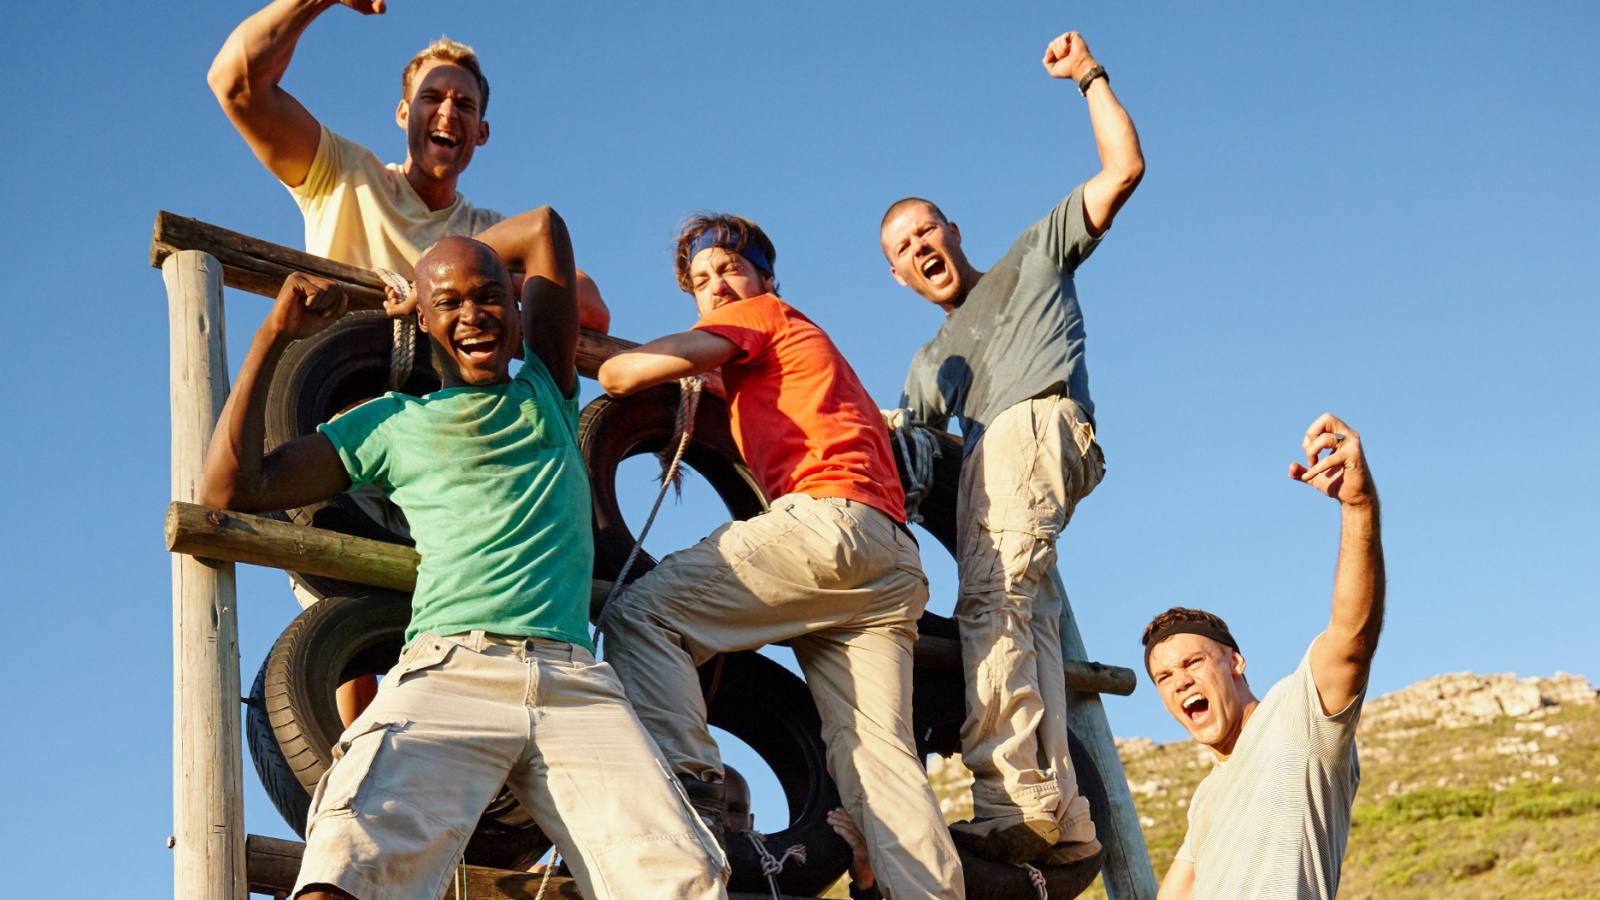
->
<box><xmin>200</xmin><ymin>218</ymin><xmax>725</xmax><ymax>900</ymax></box>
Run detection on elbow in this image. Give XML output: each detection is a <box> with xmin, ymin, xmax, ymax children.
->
<box><xmin>198</xmin><ymin>475</ymin><xmax>240</xmax><ymax>512</ymax></box>
<box><xmin>597</xmin><ymin>358</ymin><xmax>641</xmax><ymax>397</ymax></box>
<box><xmin>1114</xmin><ymin>154</ymin><xmax>1145</xmax><ymax>197</ymax></box>
<box><xmin>206</xmin><ymin>49</ymin><xmax>242</xmax><ymax>107</ymax></box>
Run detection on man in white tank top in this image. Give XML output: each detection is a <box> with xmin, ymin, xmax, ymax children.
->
<box><xmin>1143</xmin><ymin>413</ymin><xmax>1385</xmax><ymax>900</ymax></box>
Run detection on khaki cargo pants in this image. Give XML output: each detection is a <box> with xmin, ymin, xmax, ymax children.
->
<box><xmin>956</xmin><ymin>395</ymin><xmax>1105</xmax><ymax>845</ymax></box>
<box><xmin>599</xmin><ymin>494</ymin><xmax>964</xmax><ymax>900</ymax></box>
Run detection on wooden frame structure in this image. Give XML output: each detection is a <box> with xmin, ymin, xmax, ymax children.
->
<box><xmin>157</xmin><ymin>212</ymin><xmax>1157</xmax><ymax>899</ymax></box>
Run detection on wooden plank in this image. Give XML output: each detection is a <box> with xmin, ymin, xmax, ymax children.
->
<box><xmin>149</xmin><ymin>211</ymin><xmax>637</xmax><ymax>378</ymax></box>
<box><xmin>166</xmin><ymin>502</ymin><xmax>420</xmax><ymax>593</ymax></box>
<box><xmin>912</xmin><ymin>633</ymin><xmax>1136</xmax><ymax>696</ymax></box>
<box><xmin>1054</xmin><ymin>570</ymin><xmax>1159</xmax><ymax>900</ymax></box>
<box><xmin>247</xmin><ymin>834</ymin><xmax>795</xmax><ymax>899</ymax></box>
<box><xmin>165</xmin><ymin>251</ymin><xmax>247</xmax><ymax>900</ymax></box>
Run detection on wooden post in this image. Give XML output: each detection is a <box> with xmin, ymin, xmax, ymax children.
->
<box><xmin>165</xmin><ymin>250</ymin><xmax>246</xmax><ymax>900</ymax></box>
<box><xmin>1054</xmin><ymin>570</ymin><xmax>1160</xmax><ymax>900</ymax></box>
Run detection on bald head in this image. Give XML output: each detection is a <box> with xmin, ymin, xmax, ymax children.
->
<box><xmin>880</xmin><ymin>197</ymin><xmax>947</xmax><ymax>236</ymax></box>
<box><xmin>415</xmin><ymin>236</ymin><xmax>510</xmax><ymax>298</ymax></box>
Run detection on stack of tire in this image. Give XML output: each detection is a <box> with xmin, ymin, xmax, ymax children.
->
<box><xmin>245</xmin><ymin>312</ymin><xmax>1108</xmax><ymax>898</ymax></box>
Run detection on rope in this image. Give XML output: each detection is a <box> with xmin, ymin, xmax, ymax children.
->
<box><xmin>532</xmin><ymin>850</ymin><xmax>562</xmax><ymax>900</ymax></box>
<box><xmin>603</xmin><ymin>375</ymin><xmax>706</xmax><ymax>609</ymax></box>
<box><xmin>745</xmin><ymin>830</ymin><xmax>807</xmax><ymax>899</ymax></box>
<box><xmin>374</xmin><ymin>267</ymin><xmax>416</xmax><ymax>392</ymax></box>
<box><xmin>882</xmin><ymin>409</ymin><xmax>941</xmax><ymax>524</ymax></box>
<box><xmin>1019</xmin><ymin>861</ymin><xmax>1048</xmax><ymax>899</ymax></box>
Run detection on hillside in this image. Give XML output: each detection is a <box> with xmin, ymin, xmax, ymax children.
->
<box><xmin>913</xmin><ymin>671</ymin><xmax>1600</xmax><ymax>900</ymax></box>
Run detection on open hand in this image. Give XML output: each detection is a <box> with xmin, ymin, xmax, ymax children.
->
<box><xmin>1288</xmin><ymin>413</ymin><xmax>1376</xmax><ymax>506</ymax></box>
<box><xmin>269</xmin><ymin>272</ymin><xmax>349</xmax><ymax>342</ymax></box>
<box><xmin>1042</xmin><ymin>31</ymin><xmax>1097</xmax><ymax>82</ymax></box>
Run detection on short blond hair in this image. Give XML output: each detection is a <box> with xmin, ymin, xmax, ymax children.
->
<box><xmin>401</xmin><ymin>37</ymin><xmax>489</xmax><ymax>113</ymax></box>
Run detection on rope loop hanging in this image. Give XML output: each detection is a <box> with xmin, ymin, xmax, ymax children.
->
<box><xmin>882</xmin><ymin>408</ymin><xmax>941</xmax><ymax>524</ymax></box>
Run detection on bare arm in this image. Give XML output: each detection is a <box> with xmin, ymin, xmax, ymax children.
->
<box><xmin>1290</xmin><ymin>413</ymin><xmax>1386</xmax><ymax>715</ymax></box>
<box><xmin>597</xmin><ymin>331</ymin><xmax>739</xmax><ymax>397</ymax></box>
<box><xmin>202</xmin><ymin>273</ymin><xmax>354</xmax><ymax>512</ymax></box>
<box><xmin>1042</xmin><ymin>31</ymin><xmax>1145</xmax><ymax>236</ymax></box>
<box><xmin>476</xmin><ymin>211</ymin><xmax>611</xmax><ymax>333</ymax></box>
<box><xmin>1157</xmin><ymin>858</ymin><xmax>1194</xmax><ymax>900</ymax></box>
<box><xmin>516</xmin><ymin>207</ymin><xmax>580</xmax><ymax>397</ymax></box>
<box><xmin>207</xmin><ymin>0</ymin><xmax>384</xmax><ymax>188</ymax></box>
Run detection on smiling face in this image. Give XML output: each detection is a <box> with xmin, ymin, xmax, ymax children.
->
<box><xmin>397</xmin><ymin>60</ymin><xmax>490</xmax><ymax>188</ymax></box>
<box><xmin>686</xmin><ymin>247</ymin><xmax>774</xmax><ymax>319</ymax></box>
<box><xmin>880</xmin><ymin>200</ymin><xmax>975</xmax><ymax>310</ymax></box>
<box><xmin>415</xmin><ymin>238</ymin><xmax>517</xmax><ymax>387</ymax></box>
<box><xmin>1148</xmin><ymin>633</ymin><xmax>1258</xmax><ymax>759</ymax></box>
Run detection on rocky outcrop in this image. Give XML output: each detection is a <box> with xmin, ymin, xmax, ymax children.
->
<box><xmin>1360</xmin><ymin>672</ymin><xmax>1596</xmax><ymax>732</ymax></box>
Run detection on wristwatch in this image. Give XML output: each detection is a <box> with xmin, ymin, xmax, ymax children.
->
<box><xmin>1077</xmin><ymin>64</ymin><xmax>1107</xmax><ymax>95</ymax></box>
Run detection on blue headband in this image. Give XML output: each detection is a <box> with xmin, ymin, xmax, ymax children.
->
<box><xmin>687</xmin><ymin>228</ymin><xmax>773</xmax><ymax>276</ymax></box>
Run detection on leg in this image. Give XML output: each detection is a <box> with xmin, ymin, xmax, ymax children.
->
<box><xmin>791</xmin><ymin>521</ymin><xmax>964</xmax><ymax>899</ymax></box>
<box><xmin>952</xmin><ymin>397</ymin><xmax>1102</xmax><ymax>861</ymax></box>
<box><xmin>505</xmin><ymin>642</ymin><xmax>725</xmax><ymax>900</ymax></box>
<box><xmin>291</xmin><ymin>634</ymin><xmax>530</xmax><ymax>900</ymax></box>
<box><xmin>599</xmin><ymin>495</ymin><xmax>892</xmax><ymax>783</ymax></box>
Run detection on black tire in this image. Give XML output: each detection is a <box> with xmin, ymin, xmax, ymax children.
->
<box><xmin>577</xmin><ymin>385</ymin><xmax>766</xmax><ymax>612</ymax></box>
<box><xmin>244</xmin><ymin>590</ymin><xmax>551</xmax><ymax>870</ymax></box>
<box><xmin>262</xmin><ymin>311</ymin><xmax>439</xmax><ymax>601</ymax></box>
<box><xmin>704</xmin><ymin>652</ymin><xmax>851</xmax><ymax>895</ymax></box>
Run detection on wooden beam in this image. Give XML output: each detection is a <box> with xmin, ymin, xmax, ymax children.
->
<box><xmin>166</xmin><ymin>502</ymin><xmax>420</xmax><ymax>593</ymax></box>
<box><xmin>1054</xmin><ymin>570</ymin><xmax>1159</xmax><ymax>900</ymax></box>
<box><xmin>247</xmin><ymin>834</ymin><xmax>791</xmax><ymax>899</ymax></box>
<box><xmin>165</xmin><ymin>251</ymin><xmax>247</xmax><ymax>900</ymax></box>
<box><xmin>149</xmin><ymin>211</ymin><xmax>636</xmax><ymax>378</ymax></box>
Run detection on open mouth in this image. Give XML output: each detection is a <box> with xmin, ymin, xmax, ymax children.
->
<box><xmin>1181</xmin><ymin>694</ymin><xmax>1211</xmax><ymax>725</ymax></box>
<box><xmin>429</xmin><ymin>129</ymin><xmax>460</xmax><ymax>149</ymax></box>
<box><xmin>456</xmin><ymin>335</ymin><xmax>499</xmax><ymax>363</ymax></box>
<box><xmin>920</xmin><ymin>256</ymin><xmax>949</xmax><ymax>285</ymax></box>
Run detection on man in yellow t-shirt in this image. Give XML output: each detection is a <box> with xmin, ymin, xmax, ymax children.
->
<box><xmin>209</xmin><ymin>0</ymin><xmax>609</xmax><ymax>331</ymax></box>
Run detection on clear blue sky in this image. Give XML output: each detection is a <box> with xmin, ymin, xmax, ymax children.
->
<box><xmin>3</xmin><ymin>2</ymin><xmax>1596</xmax><ymax>895</ymax></box>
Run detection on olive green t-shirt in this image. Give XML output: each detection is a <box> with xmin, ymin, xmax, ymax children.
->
<box><xmin>318</xmin><ymin>352</ymin><xmax>594</xmax><ymax>650</ymax></box>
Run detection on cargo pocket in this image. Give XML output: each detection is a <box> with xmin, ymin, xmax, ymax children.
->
<box><xmin>307</xmin><ymin>718</ymin><xmax>405</xmax><ymax>828</ymax></box>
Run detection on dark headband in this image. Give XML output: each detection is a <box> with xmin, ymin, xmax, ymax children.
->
<box><xmin>1143</xmin><ymin>621</ymin><xmax>1240</xmax><ymax>675</ymax></box>
<box><xmin>687</xmin><ymin>228</ymin><xmax>773</xmax><ymax>276</ymax></box>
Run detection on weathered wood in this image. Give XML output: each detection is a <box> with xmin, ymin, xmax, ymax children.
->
<box><xmin>1054</xmin><ymin>570</ymin><xmax>1159</xmax><ymax>900</ymax></box>
<box><xmin>247</xmin><ymin>834</ymin><xmax>789</xmax><ymax>899</ymax></box>
<box><xmin>167</xmin><ymin>502</ymin><xmax>421</xmax><ymax>592</ymax></box>
<box><xmin>149</xmin><ymin>211</ymin><xmax>636</xmax><ymax>378</ymax></box>
<box><xmin>912</xmin><ymin>633</ymin><xmax>1137</xmax><ymax>696</ymax></box>
<box><xmin>166</xmin><ymin>251</ymin><xmax>247</xmax><ymax>900</ymax></box>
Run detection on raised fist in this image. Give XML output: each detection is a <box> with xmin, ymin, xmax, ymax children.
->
<box><xmin>1042</xmin><ymin>31</ymin><xmax>1097</xmax><ymax>83</ymax></box>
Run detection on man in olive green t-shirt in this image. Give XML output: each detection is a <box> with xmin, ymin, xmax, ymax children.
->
<box><xmin>200</xmin><ymin>220</ymin><xmax>725</xmax><ymax>900</ymax></box>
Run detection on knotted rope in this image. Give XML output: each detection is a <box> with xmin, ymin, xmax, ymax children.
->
<box><xmin>1019</xmin><ymin>861</ymin><xmax>1048</xmax><ymax>899</ymax></box>
<box><xmin>374</xmin><ymin>267</ymin><xmax>416</xmax><ymax>392</ymax></box>
<box><xmin>745</xmin><ymin>830</ymin><xmax>807</xmax><ymax>900</ymax></box>
<box><xmin>603</xmin><ymin>375</ymin><xmax>707</xmax><ymax>608</ymax></box>
<box><xmin>882</xmin><ymin>409</ymin><xmax>941</xmax><ymax>524</ymax></box>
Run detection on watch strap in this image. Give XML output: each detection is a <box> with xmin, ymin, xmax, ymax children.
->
<box><xmin>1077</xmin><ymin>64</ymin><xmax>1107</xmax><ymax>95</ymax></box>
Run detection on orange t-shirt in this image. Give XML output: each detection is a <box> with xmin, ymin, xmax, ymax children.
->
<box><xmin>693</xmin><ymin>294</ymin><xmax>907</xmax><ymax>524</ymax></box>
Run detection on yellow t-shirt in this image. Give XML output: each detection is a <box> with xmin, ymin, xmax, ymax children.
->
<box><xmin>288</xmin><ymin>125</ymin><xmax>505</xmax><ymax>279</ymax></box>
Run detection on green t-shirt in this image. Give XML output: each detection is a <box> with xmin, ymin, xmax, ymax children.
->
<box><xmin>318</xmin><ymin>352</ymin><xmax>594</xmax><ymax>650</ymax></box>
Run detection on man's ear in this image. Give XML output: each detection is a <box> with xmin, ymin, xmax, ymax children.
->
<box><xmin>396</xmin><ymin>98</ymin><xmax>410</xmax><ymax>130</ymax></box>
<box><xmin>889</xmin><ymin>264</ymin><xmax>909</xmax><ymax>288</ymax></box>
<box><xmin>761</xmin><ymin>273</ymin><xmax>776</xmax><ymax>295</ymax></box>
<box><xmin>476</xmin><ymin>120</ymin><xmax>490</xmax><ymax>147</ymax></box>
<box><xmin>947</xmin><ymin>220</ymin><xmax>963</xmax><ymax>246</ymax></box>
<box><xmin>1231</xmin><ymin>650</ymin><xmax>1247</xmax><ymax>678</ymax></box>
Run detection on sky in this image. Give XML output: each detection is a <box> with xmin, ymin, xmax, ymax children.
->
<box><xmin>2</xmin><ymin>2</ymin><xmax>1596</xmax><ymax>896</ymax></box>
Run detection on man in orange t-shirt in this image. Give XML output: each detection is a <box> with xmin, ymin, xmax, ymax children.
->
<box><xmin>598</xmin><ymin>214</ymin><xmax>962</xmax><ymax>899</ymax></box>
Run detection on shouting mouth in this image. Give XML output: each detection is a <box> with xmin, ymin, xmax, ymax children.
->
<box><xmin>429</xmin><ymin>129</ymin><xmax>461</xmax><ymax>150</ymax></box>
<box><xmin>456</xmin><ymin>334</ymin><xmax>499</xmax><ymax>363</ymax></box>
<box><xmin>1181</xmin><ymin>693</ymin><xmax>1211</xmax><ymax>726</ymax></box>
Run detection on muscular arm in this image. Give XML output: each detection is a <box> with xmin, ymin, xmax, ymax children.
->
<box><xmin>516</xmin><ymin>207</ymin><xmax>581</xmax><ymax>397</ymax></box>
<box><xmin>1157</xmin><ymin>858</ymin><xmax>1194</xmax><ymax>900</ymax></box>
<box><xmin>597</xmin><ymin>331</ymin><xmax>739</xmax><ymax>397</ymax></box>
<box><xmin>1042</xmin><ymin>32</ymin><xmax>1145</xmax><ymax>236</ymax></box>
<box><xmin>476</xmin><ymin>211</ymin><xmax>611</xmax><ymax>333</ymax></box>
<box><xmin>1291</xmin><ymin>414</ymin><xmax>1386</xmax><ymax>715</ymax></box>
<box><xmin>207</xmin><ymin>0</ymin><xmax>383</xmax><ymax>188</ymax></box>
<box><xmin>200</xmin><ymin>273</ymin><xmax>353</xmax><ymax>512</ymax></box>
